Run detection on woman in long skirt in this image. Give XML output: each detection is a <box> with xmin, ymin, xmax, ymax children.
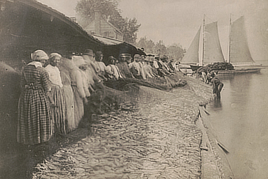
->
<box><xmin>45</xmin><ymin>53</ymin><xmax>66</xmax><ymax>135</ymax></box>
<box><xmin>61</xmin><ymin>56</ymin><xmax>88</xmax><ymax>128</ymax></box>
<box><xmin>58</xmin><ymin>58</ymin><xmax>75</xmax><ymax>132</ymax></box>
<box><xmin>71</xmin><ymin>56</ymin><xmax>89</xmax><ymax>126</ymax></box>
<box><xmin>17</xmin><ymin>50</ymin><xmax>53</xmax><ymax>145</ymax></box>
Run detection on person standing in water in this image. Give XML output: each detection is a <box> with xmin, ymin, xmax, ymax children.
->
<box><xmin>211</xmin><ymin>73</ymin><xmax>224</xmax><ymax>99</ymax></box>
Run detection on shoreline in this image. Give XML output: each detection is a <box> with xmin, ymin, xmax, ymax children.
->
<box><xmin>181</xmin><ymin>76</ymin><xmax>234</xmax><ymax>179</ymax></box>
<box><xmin>197</xmin><ymin>106</ymin><xmax>234</xmax><ymax>179</ymax></box>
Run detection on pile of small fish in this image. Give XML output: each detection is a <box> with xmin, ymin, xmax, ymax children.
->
<box><xmin>33</xmin><ymin>80</ymin><xmax>212</xmax><ymax>179</ymax></box>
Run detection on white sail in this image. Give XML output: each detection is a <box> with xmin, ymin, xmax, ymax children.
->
<box><xmin>203</xmin><ymin>22</ymin><xmax>225</xmax><ymax>65</ymax></box>
<box><xmin>229</xmin><ymin>16</ymin><xmax>255</xmax><ymax>65</ymax></box>
<box><xmin>182</xmin><ymin>21</ymin><xmax>225</xmax><ymax>65</ymax></box>
<box><xmin>181</xmin><ymin>27</ymin><xmax>201</xmax><ymax>64</ymax></box>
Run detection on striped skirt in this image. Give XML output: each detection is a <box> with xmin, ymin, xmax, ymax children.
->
<box><xmin>61</xmin><ymin>85</ymin><xmax>75</xmax><ymax>132</ymax></box>
<box><xmin>17</xmin><ymin>89</ymin><xmax>52</xmax><ymax>145</ymax></box>
<box><xmin>50</xmin><ymin>85</ymin><xmax>66</xmax><ymax>135</ymax></box>
<box><xmin>72</xmin><ymin>86</ymin><xmax>84</xmax><ymax>128</ymax></box>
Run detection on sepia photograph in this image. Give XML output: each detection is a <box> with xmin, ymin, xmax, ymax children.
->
<box><xmin>0</xmin><ymin>0</ymin><xmax>267</xmax><ymax>178</ymax></box>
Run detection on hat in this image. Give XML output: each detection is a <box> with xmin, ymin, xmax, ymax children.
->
<box><xmin>83</xmin><ymin>49</ymin><xmax>94</xmax><ymax>56</ymax></box>
<box><xmin>31</xmin><ymin>50</ymin><xmax>49</xmax><ymax>61</ymax></box>
<box><xmin>95</xmin><ymin>51</ymin><xmax>103</xmax><ymax>56</ymax></box>
<box><xmin>134</xmin><ymin>54</ymin><xmax>141</xmax><ymax>59</ymax></box>
<box><xmin>108</xmin><ymin>56</ymin><xmax>116</xmax><ymax>63</ymax></box>
<box><xmin>49</xmin><ymin>53</ymin><xmax>62</xmax><ymax>59</ymax></box>
<box><xmin>72</xmin><ymin>56</ymin><xmax>87</xmax><ymax>67</ymax></box>
<box><xmin>108</xmin><ymin>56</ymin><xmax>116</xmax><ymax>61</ymax></box>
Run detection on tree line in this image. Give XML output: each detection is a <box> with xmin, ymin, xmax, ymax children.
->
<box><xmin>136</xmin><ymin>38</ymin><xmax>185</xmax><ymax>61</ymax></box>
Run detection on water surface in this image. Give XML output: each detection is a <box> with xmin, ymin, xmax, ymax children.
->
<box><xmin>207</xmin><ymin>68</ymin><xmax>268</xmax><ymax>179</ymax></box>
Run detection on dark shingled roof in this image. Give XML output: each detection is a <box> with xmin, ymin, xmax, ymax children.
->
<box><xmin>0</xmin><ymin>0</ymin><xmax>104</xmax><ymax>60</ymax></box>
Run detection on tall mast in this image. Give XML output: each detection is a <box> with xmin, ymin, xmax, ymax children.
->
<box><xmin>201</xmin><ymin>14</ymin><xmax>205</xmax><ymax>66</ymax></box>
<box><xmin>227</xmin><ymin>14</ymin><xmax>232</xmax><ymax>63</ymax></box>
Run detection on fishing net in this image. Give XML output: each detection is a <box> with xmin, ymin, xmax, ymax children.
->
<box><xmin>100</xmin><ymin>71</ymin><xmax>187</xmax><ymax>113</ymax></box>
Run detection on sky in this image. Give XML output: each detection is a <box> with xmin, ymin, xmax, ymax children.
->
<box><xmin>37</xmin><ymin>0</ymin><xmax>268</xmax><ymax>61</ymax></box>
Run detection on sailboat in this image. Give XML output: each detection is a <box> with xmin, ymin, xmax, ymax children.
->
<box><xmin>181</xmin><ymin>16</ymin><xmax>226</xmax><ymax>70</ymax></box>
<box><xmin>181</xmin><ymin>15</ymin><xmax>262</xmax><ymax>74</ymax></box>
<box><xmin>226</xmin><ymin>16</ymin><xmax>262</xmax><ymax>74</ymax></box>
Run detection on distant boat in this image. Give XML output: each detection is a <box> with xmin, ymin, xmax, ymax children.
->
<box><xmin>225</xmin><ymin>16</ymin><xmax>262</xmax><ymax>74</ymax></box>
<box><xmin>181</xmin><ymin>15</ymin><xmax>262</xmax><ymax>74</ymax></box>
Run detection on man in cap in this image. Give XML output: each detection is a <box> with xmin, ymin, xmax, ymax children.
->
<box><xmin>157</xmin><ymin>55</ymin><xmax>171</xmax><ymax>76</ymax></box>
<box><xmin>83</xmin><ymin>49</ymin><xmax>100</xmax><ymax>74</ymax></box>
<box><xmin>82</xmin><ymin>49</ymin><xmax>105</xmax><ymax>116</ymax></box>
<box><xmin>105</xmin><ymin>56</ymin><xmax>123</xmax><ymax>80</ymax></box>
<box><xmin>148</xmin><ymin>54</ymin><xmax>160</xmax><ymax>77</ymax></box>
<box><xmin>142</xmin><ymin>55</ymin><xmax>155</xmax><ymax>78</ymax></box>
<box><xmin>94</xmin><ymin>51</ymin><xmax>108</xmax><ymax>81</ymax></box>
<box><xmin>116</xmin><ymin>53</ymin><xmax>134</xmax><ymax>78</ymax></box>
<box><xmin>129</xmin><ymin>54</ymin><xmax>145</xmax><ymax>79</ymax></box>
<box><xmin>82</xmin><ymin>49</ymin><xmax>102</xmax><ymax>89</ymax></box>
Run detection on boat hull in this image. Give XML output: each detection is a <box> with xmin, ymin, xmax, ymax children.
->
<box><xmin>217</xmin><ymin>68</ymin><xmax>261</xmax><ymax>74</ymax></box>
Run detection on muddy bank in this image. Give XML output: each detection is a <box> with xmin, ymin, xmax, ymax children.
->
<box><xmin>30</xmin><ymin>76</ymin><xmax>213</xmax><ymax>179</ymax></box>
<box><xmin>1</xmin><ymin>73</ymin><xmax>229</xmax><ymax>179</ymax></box>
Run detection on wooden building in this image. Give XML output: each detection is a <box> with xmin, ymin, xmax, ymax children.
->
<box><xmin>83</xmin><ymin>10</ymin><xmax>124</xmax><ymax>41</ymax></box>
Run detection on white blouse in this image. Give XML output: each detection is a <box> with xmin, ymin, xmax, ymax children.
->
<box><xmin>45</xmin><ymin>64</ymin><xmax>63</xmax><ymax>87</ymax></box>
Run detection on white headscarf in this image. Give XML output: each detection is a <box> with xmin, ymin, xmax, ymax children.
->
<box><xmin>49</xmin><ymin>53</ymin><xmax>62</xmax><ymax>60</ymax></box>
<box><xmin>31</xmin><ymin>50</ymin><xmax>49</xmax><ymax>61</ymax></box>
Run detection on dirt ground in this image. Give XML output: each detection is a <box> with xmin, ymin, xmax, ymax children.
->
<box><xmin>1</xmin><ymin>75</ymin><xmax>214</xmax><ymax>179</ymax></box>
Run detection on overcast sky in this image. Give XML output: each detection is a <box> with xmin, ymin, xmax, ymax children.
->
<box><xmin>37</xmin><ymin>0</ymin><xmax>268</xmax><ymax>61</ymax></box>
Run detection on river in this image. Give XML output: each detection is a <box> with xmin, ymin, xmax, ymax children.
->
<box><xmin>206</xmin><ymin>66</ymin><xmax>268</xmax><ymax>179</ymax></box>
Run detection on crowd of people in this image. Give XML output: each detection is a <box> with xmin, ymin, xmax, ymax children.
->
<box><xmin>17</xmin><ymin>49</ymin><xmax>183</xmax><ymax>146</ymax></box>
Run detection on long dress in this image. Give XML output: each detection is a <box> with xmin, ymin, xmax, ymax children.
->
<box><xmin>59</xmin><ymin>67</ymin><xmax>75</xmax><ymax>132</ymax></box>
<box><xmin>70</xmin><ymin>68</ymin><xmax>86</xmax><ymax>127</ymax></box>
<box><xmin>17</xmin><ymin>63</ymin><xmax>52</xmax><ymax>145</ymax></box>
<box><xmin>45</xmin><ymin>64</ymin><xmax>66</xmax><ymax>135</ymax></box>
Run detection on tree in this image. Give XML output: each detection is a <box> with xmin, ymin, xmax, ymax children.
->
<box><xmin>76</xmin><ymin>0</ymin><xmax>141</xmax><ymax>43</ymax></box>
<box><xmin>121</xmin><ymin>18</ymin><xmax>141</xmax><ymax>44</ymax></box>
<box><xmin>137</xmin><ymin>37</ymin><xmax>185</xmax><ymax>60</ymax></box>
<box><xmin>167</xmin><ymin>43</ymin><xmax>185</xmax><ymax>61</ymax></box>
<box><xmin>76</xmin><ymin>0</ymin><xmax>119</xmax><ymax>19</ymax></box>
<box><xmin>136</xmin><ymin>37</ymin><xmax>155</xmax><ymax>53</ymax></box>
<box><xmin>154</xmin><ymin>40</ymin><xmax>167</xmax><ymax>56</ymax></box>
